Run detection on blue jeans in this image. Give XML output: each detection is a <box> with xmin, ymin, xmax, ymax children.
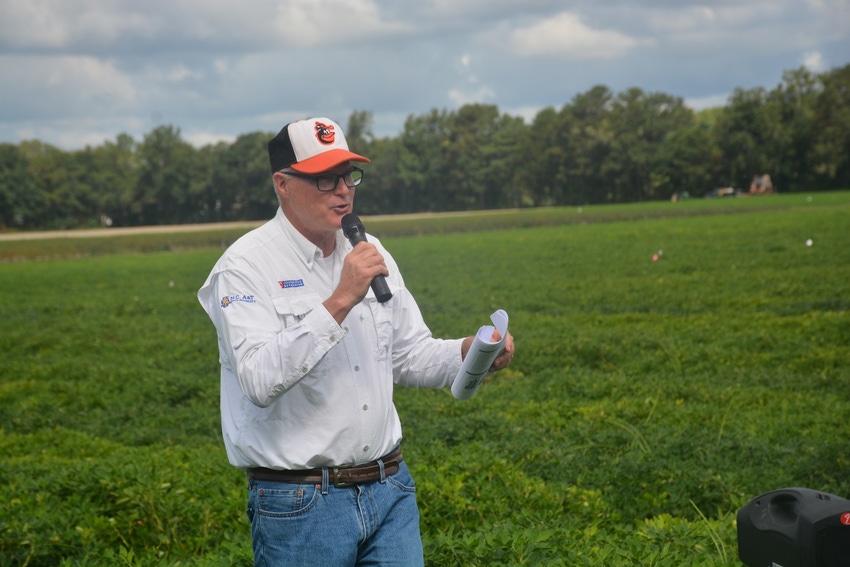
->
<box><xmin>246</xmin><ymin>460</ymin><xmax>424</xmax><ymax>566</ymax></box>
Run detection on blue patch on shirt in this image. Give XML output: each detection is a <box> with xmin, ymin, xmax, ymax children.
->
<box><xmin>279</xmin><ymin>279</ymin><xmax>305</xmax><ymax>289</ymax></box>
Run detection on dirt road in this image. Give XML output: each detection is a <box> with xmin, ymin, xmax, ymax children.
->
<box><xmin>0</xmin><ymin>221</ymin><xmax>265</xmax><ymax>241</ymax></box>
<box><xmin>0</xmin><ymin>210</ymin><xmax>507</xmax><ymax>242</ymax></box>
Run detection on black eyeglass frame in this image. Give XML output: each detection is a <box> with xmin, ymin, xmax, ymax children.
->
<box><xmin>282</xmin><ymin>166</ymin><xmax>364</xmax><ymax>192</ymax></box>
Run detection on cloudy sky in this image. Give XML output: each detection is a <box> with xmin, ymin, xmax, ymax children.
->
<box><xmin>1</xmin><ymin>0</ymin><xmax>848</xmax><ymax>150</ymax></box>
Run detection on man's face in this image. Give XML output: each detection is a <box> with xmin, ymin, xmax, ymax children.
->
<box><xmin>274</xmin><ymin>163</ymin><xmax>356</xmax><ymax>245</ymax></box>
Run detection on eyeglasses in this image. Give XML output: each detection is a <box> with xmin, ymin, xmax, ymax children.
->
<box><xmin>283</xmin><ymin>167</ymin><xmax>364</xmax><ymax>192</ymax></box>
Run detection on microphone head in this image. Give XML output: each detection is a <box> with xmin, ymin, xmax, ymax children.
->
<box><xmin>341</xmin><ymin>213</ymin><xmax>364</xmax><ymax>237</ymax></box>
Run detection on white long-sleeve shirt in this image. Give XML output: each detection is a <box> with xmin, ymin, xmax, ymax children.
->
<box><xmin>198</xmin><ymin>208</ymin><xmax>463</xmax><ymax>470</ymax></box>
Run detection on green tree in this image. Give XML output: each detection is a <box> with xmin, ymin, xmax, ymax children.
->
<box><xmin>354</xmin><ymin>135</ymin><xmax>402</xmax><ymax>215</ymax></box>
<box><xmin>134</xmin><ymin>126</ymin><xmax>196</xmax><ymax>225</ymax></box>
<box><xmin>445</xmin><ymin>104</ymin><xmax>510</xmax><ymax>210</ymax></box>
<box><xmin>396</xmin><ymin>109</ymin><xmax>451</xmax><ymax>213</ymax></box>
<box><xmin>0</xmin><ymin>144</ymin><xmax>41</xmax><ymax>229</ymax></box>
<box><xmin>515</xmin><ymin>106</ymin><xmax>568</xmax><ymax>206</ymax></box>
<box><xmin>346</xmin><ymin>110</ymin><xmax>375</xmax><ymax>158</ymax></box>
<box><xmin>5</xmin><ymin>63</ymin><xmax>850</xmax><ymax>230</ymax></box>
<box><xmin>86</xmin><ymin>133</ymin><xmax>139</xmax><ymax>227</ymax></box>
<box><xmin>768</xmin><ymin>67</ymin><xmax>821</xmax><ymax>191</ymax></box>
<box><xmin>18</xmin><ymin>140</ymin><xmax>97</xmax><ymax>229</ymax></box>
<box><xmin>215</xmin><ymin>132</ymin><xmax>277</xmax><ymax>222</ymax></box>
<box><xmin>564</xmin><ymin>85</ymin><xmax>616</xmax><ymax>204</ymax></box>
<box><xmin>812</xmin><ymin>63</ymin><xmax>850</xmax><ymax>188</ymax></box>
<box><xmin>653</xmin><ymin>120</ymin><xmax>718</xmax><ymax>198</ymax></box>
<box><xmin>482</xmin><ymin>113</ymin><xmax>526</xmax><ymax>208</ymax></box>
<box><xmin>713</xmin><ymin>86</ymin><xmax>773</xmax><ymax>189</ymax></box>
<box><xmin>607</xmin><ymin>88</ymin><xmax>695</xmax><ymax>201</ymax></box>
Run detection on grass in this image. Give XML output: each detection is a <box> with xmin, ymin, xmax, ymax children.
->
<box><xmin>2</xmin><ymin>191</ymin><xmax>844</xmax><ymax>262</ymax></box>
<box><xmin>1</xmin><ymin>192</ymin><xmax>848</xmax><ymax>565</ymax></box>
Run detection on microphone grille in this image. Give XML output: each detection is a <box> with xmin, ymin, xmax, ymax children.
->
<box><xmin>341</xmin><ymin>213</ymin><xmax>363</xmax><ymax>235</ymax></box>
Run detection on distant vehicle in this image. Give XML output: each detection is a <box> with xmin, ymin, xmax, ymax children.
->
<box><xmin>705</xmin><ymin>186</ymin><xmax>738</xmax><ymax>198</ymax></box>
<box><xmin>705</xmin><ymin>173</ymin><xmax>776</xmax><ymax>198</ymax></box>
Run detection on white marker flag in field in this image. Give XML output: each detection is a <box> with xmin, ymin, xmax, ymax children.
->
<box><xmin>451</xmin><ymin>309</ymin><xmax>509</xmax><ymax>400</ymax></box>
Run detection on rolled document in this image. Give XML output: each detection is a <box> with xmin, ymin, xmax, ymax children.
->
<box><xmin>451</xmin><ymin>309</ymin><xmax>509</xmax><ymax>400</ymax></box>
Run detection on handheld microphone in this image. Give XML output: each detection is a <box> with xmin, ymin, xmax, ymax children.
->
<box><xmin>341</xmin><ymin>213</ymin><xmax>393</xmax><ymax>303</ymax></box>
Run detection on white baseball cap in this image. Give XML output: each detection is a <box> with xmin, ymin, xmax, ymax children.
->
<box><xmin>267</xmin><ymin>117</ymin><xmax>370</xmax><ymax>174</ymax></box>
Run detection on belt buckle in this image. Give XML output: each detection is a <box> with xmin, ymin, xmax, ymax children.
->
<box><xmin>332</xmin><ymin>467</ymin><xmax>353</xmax><ymax>487</ymax></box>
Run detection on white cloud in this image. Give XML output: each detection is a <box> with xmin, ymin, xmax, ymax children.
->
<box><xmin>803</xmin><ymin>50</ymin><xmax>825</xmax><ymax>71</ymax></box>
<box><xmin>270</xmin><ymin>0</ymin><xmax>410</xmax><ymax>47</ymax></box>
<box><xmin>685</xmin><ymin>93</ymin><xmax>729</xmax><ymax>111</ymax></box>
<box><xmin>0</xmin><ymin>1</ymin><xmax>847</xmax><ymax>150</ymax></box>
<box><xmin>183</xmin><ymin>129</ymin><xmax>235</xmax><ymax>148</ymax></box>
<box><xmin>647</xmin><ymin>6</ymin><xmax>717</xmax><ymax>33</ymax></box>
<box><xmin>448</xmin><ymin>85</ymin><xmax>496</xmax><ymax>106</ymax></box>
<box><xmin>1</xmin><ymin>0</ymin><xmax>407</xmax><ymax>52</ymax></box>
<box><xmin>710</xmin><ymin>3</ymin><xmax>783</xmax><ymax>27</ymax></box>
<box><xmin>0</xmin><ymin>0</ymin><xmax>157</xmax><ymax>50</ymax></box>
<box><xmin>162</xmin><ymin>64</ymin><xmax>203</xmax><ymax>84</ymax></box>
<box><xmin>445</xmin><ymin>52</ymin><xmax>495</xmax><ymax>106</ymax></box>
<box><xmin>640</xmin><ymin>1</ymin><xmax>795</xmax><ymax>50</ymax></box>
<box><xmin>0</xmin><ymin>0</ymin><xmax>72</xmax><ymax>48</ymax></box>
<box><xmin>0</xmin><ymin>54</ymin><xmax>137</xmax><ymax>119</ymax></box>
<box><xmin>502</xmin><ymin>105</ymin><xmax>543</xmax><ymax>124</ymax></box>
<box><xmin>510</xmin><ymin>12</ymin><xmax>643</xmax><ymax>60</ymax></box>
<box><xmin>454</xmin><ymin>53</ymin><xmax>478</xmax><ymax>83</ymax></box>
<box><xmin>0</xmin><ymin>114</ymin><xmax>147</xmax><ymax>149</ymax></box>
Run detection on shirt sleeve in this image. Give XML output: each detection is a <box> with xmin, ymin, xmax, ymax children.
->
<box><xmin>390</xmin><ymin>286</ymin><xmax>464</xmax><ymax>389</ymax></box>
<box><xmin>373</xmin><ymin>244</ymin><xmax>463</xmax><ymax>389</ymax></box>
<box><xmin>198</xmin><ymin>262</ymin><xmax>344</xmax><ymax>408</ymax></box>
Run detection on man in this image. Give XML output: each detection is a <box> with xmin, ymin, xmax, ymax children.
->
<box><xmin>198</xmin><ymin>117</ymin><xmax>514</xmax><ymax>566</ymax></box>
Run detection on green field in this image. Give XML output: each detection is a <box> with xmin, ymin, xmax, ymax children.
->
<box><xmin>1</xmin><ymin>193</ymin><xmax>848</xmax><ymax>566</ymax></box>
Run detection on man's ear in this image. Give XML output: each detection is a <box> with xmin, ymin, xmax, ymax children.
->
<box><xmin>273</xmin><ymin>171</ymin><xmax>288</xmax><ymax>198</ymax></box>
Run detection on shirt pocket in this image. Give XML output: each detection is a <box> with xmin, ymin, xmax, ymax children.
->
<box><xmin>365</xmin><ymin>286</ymin><xmax>397</xmax><ymax>362</ymax></box>
<box><xmin>272</xmin><ymin>293</ymin><xmax>323</xmax><ymax>327</ymax></box>
<box><xmin>271</xmin><ymin>293</ymin><xmax>333</xmax><ymax>382</ymax></box>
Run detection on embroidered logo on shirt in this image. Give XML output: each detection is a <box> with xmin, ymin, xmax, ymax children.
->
<box><xmin>220</xmin><ymin>295</ymin><xmax>256</xmax><ymax>308</ymax></box>
<box><xmin>279</xmin><ymin>279</ymin><xmax>305</xmax><ymax>289</ymax></box>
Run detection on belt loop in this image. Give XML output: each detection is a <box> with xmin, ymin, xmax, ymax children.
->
<box><xmin>377</xmin><ymin>458</ymin><xmax>387</xmax><ymax>483</ymax></box>
<box><xmin>321</xmin><ymin>468</ymin><xmax>329</xmax><ymax>494</ymax></box>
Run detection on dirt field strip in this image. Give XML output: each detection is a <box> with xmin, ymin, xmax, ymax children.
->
<box><xmin>0</xmin><ymin>209</ymin><xmax>514</xmax><ymax>242</ymax></box>
<box><xmin>0</xmin><ymin>221</ymin><xmax>264</xmax><ymax>241</ymax></box>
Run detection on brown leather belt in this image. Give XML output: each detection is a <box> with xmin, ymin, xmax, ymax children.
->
<box><xmin>247</xmin><ymin>448</ymin><xmax>403</xmax><ymax>487</ymax></box>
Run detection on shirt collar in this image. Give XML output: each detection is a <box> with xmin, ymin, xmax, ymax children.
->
<box><xmin>273</xmin><ymin>208</ymin><xmax>351</xmax><ymax>269</ymax></box>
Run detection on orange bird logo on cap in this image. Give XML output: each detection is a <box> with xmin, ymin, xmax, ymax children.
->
<box><xmin>315</xmin><ymin>122</ymin><xmax>335</xmax><ymax>145</ymax></box>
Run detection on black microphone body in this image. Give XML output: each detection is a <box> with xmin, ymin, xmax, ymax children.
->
<box><xmin>341</xmin><ymin>213</ymin><xmax>393</xmax><ymax>303</ymax></box>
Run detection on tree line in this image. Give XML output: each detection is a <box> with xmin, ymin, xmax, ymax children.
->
<box><xmin>1</xmin><ymin>64</ymin><xmax>848</xmax><ymax>231</ymax></box>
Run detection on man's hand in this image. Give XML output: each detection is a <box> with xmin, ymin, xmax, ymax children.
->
<box><xmin>461</xmin><ymin>330</ymin><xmax>515</xmax><ymax>372</ymax></box>
<box><xmin>323</xmin><ymin>243</ymin><xmax>389</xmax><ymax>324</ymax></box>
<box><xmin>490</xmin><ymin>330</ymin><xmax>515</xmax><ymax>372</ymax></box>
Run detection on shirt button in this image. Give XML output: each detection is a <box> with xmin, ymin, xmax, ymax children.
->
<box><xmin>354</xmin><ymin>365</ymin><xmax>360</xmax><ymax>372</ymax></box>
<box><xmin>362</xmin><ymin>404</ymin><xmax>368</xmax><ymax>411</ymax></box>
<box><xmin>363</xmin><ymin>445</ymin><xmax>370</xmax><ymax>452</ymax></box>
